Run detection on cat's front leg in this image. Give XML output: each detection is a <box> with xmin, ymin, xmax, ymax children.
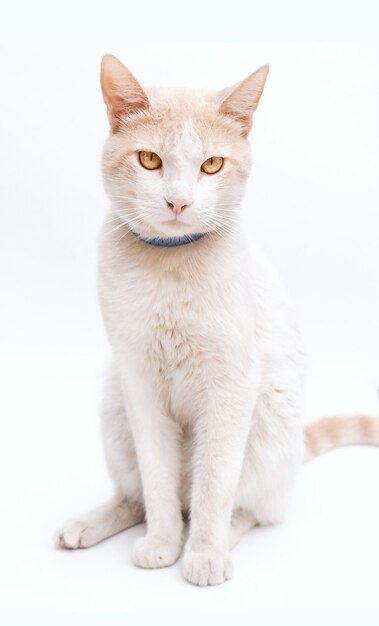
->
<box><xmin>119</xmin><ymin>366</ymin><xmax>183</xmax><ymax>569</ymax></box>
<box><xmin>183</xmin><ymin>377</ymin><xmax>257</xmax><ymax>586</ymax></box>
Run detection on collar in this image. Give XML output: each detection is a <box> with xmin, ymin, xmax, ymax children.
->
<box><xmin>130</xmin><ymin>230</ymin><xmax>206</xmax><ymax>247</ymax></box>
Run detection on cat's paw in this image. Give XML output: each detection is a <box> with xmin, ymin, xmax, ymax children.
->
<box><xmin>132</xmin><ymin>535</ymin><xmax>181</xmax><ymax>568</ymax></box>
<box><xmin>54</xmin><ymin>520</ymin><xmax>98</xmax><ymax>549</ymax></box>
<box><xmin>182</xmin><ymin>550</ymin><xmax>233</xmax><ymax>586</ymax></box>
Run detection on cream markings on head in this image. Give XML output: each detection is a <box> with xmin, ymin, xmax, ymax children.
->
<box><xmin>101</xmin><ymin>69</ymin><xmax>260</xmax><ymax>240</ymax></box>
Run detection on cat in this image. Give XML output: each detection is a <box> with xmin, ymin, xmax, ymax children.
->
<box><xmin>55</xmin><ymin>54</ymin><xmax>379</xmax><ymax>586</ymax></box>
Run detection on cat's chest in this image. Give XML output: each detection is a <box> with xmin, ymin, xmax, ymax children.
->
<box><xmin>123</xmin><ymin>270</ymin><xmax>210</xmax><ymax>371</ymax></box>
<box><xmin>146</xmin><ymin>281</ymin><xmax>196</xmax><ymax>368</ymax></box>
<box><xmin>99</xmin><ymin>233</ymin><xmax>253</xmax><ymax>380</ymax></box>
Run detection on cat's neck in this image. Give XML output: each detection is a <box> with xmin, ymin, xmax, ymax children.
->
<box><xmin>101</xmin><ymin>217</ymin><xmax>244</xmax><ymax>282</ymax></box>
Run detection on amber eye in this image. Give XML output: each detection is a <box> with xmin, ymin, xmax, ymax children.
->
<box><xmin>139</xmin><ymin>151</ymin><xmax>162</xmax><ymax>170</ymax></box>
<box><xmin>201</xmin><ymin>156</ymin><xmax>224</xmax><ymax>175</ymax></box>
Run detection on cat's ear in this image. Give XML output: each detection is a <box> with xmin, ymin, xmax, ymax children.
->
<box><xmin>100</xmin><ymin>54</ymin><xmax>150</xmax><ymax>132</ymax></box>
<box><xmin>218</xmin><ymin>65</ymin><xmax>269</xmax><ymax>136</ymax></box>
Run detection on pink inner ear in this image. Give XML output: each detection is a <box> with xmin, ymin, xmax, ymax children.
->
<box><xmin>219</xmin><ymin>90</ymin><xmax>254</xmax><ymax>135</ymax></box>
<box><xmin>101</xmin><ymin>55</ymin><xmax>150</xmax><ymax>130</ymax></box>
<box><xmin>218</xmin><ymin>65</ymin><xmax>269</xmax><ymax>136</ymax></box>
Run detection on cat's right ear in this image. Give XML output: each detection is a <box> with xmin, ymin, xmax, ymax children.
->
<box><xmin>100</xmin><ymin>55</ymin><xmax>150</xmax><ymax>132</ymax></box>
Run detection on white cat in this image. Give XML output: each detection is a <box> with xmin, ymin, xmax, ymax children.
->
<box><xmin>55</xmin><ymin>55</ymin><xmax>379</xmax><ymax>586</ymax></box>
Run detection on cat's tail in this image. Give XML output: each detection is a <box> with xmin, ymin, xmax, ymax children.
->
<box><xmin>304</xmin><ymin>413</ymin><xmax>379</xmax><ymax>462</ymax></box>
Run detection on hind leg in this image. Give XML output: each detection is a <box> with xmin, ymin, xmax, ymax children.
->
<box><xmin>232</xmin><ymin>390</ymin><xmax>304</xmax><ymax>543</ymax></box>
<box><xmin>55</xmin><ymin>363</ymin><xmax>145</xmax><ymax>549</ymax></box>
<box><xmin>229</xmin><ymin>508</ymin><xmax>256</xmax><ymax>549</ymax></box>
<box><xmin>55</xmin><ymin>494</ymin><xmax>144</xmax><ymax>548</ymax></box>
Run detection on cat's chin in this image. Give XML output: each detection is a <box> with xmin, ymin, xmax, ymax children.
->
<box><xmin>155</xmin><ymin>220</ymin><xmax>200</xmax><ymax>237</ymax></box>
<box><xmin>161</xmin><ymin>219</ymin><xmax>187</xmax><ymax>228</ymax></box>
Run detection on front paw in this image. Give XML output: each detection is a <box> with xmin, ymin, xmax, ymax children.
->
<box><xmin>182</xmin><ymin>549</ymin><xmax>233</xmax><ymax>586</ymax></box>
<box><xmin>132</xmin><ymin>535</ymin><xmax>182</xmax><ymax>569</ymax></box>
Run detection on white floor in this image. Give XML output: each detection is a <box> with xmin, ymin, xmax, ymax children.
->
<box><xmin>1</xmin><ymin>344</ymin><xmax>378</xmax><ymax>616</ymax></box>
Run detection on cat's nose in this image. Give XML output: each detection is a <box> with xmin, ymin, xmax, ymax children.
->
<box><xmin>165</xmin><ymin>196</ymin><xmax>191</xmax><ymax>215</ymax></box>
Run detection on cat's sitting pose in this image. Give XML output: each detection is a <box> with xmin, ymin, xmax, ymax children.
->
<box><xmin>55</xmin><ymin>55</ymin><xmax>379</xmax><ymax>586</ymax></box>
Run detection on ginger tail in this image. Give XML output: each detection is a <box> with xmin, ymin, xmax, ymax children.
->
<box><xmin>304</xmin><ymin>413</ymin><xmax>379</xmax><ymax>462</ymax></box>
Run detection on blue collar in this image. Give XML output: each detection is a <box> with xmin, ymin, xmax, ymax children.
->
<box><xmin>130</xmin><ymin>230</ymin><xmax>205</xmax><ymax>247</ymax></box>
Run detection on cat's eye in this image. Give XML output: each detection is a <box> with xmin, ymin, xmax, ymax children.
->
<box><xmin>139</xmin><ymin>151</ymin><xmax>162</xmax><ymax>170</ymax></box>
<box><xmin>201</xmin><ymin>156</ymin><xmax>224</xmax><ymax>175</ymax></box>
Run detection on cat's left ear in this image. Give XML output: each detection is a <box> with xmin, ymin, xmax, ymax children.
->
<box><xmin>100</xmin><ymin>54</ymin><xmax>150</xmax><ymax>132</ymax></box>
<box><xmin>218</xmin><ymin>65</ymin><xmax>269</xmax><ymax>136</ymax></box>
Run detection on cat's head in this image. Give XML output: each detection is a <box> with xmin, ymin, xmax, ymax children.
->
<box><xmin>101</xmin><ymin>55</ymin><xmax>268</xmax><ymax>239</ymax></box>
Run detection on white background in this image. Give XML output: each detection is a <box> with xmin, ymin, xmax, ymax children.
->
<box><xmin>1</xmin><ymin>1</ymin><xmax>379</xmax><ymax>619</ymax></box>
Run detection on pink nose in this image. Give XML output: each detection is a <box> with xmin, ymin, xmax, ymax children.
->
<box><xmin>165</xmin><ymin>197</ymin><xmax>190</xmax><ymax>215</ymax></box>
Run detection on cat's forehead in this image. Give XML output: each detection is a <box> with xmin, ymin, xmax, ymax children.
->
<box><xmin>127</xmin><ymin>86</ymin><xmax>236</xmax><ymax>157</ymax></box>
<box><xmin>159</xmin><ymin>116</ymin><xmax>206</xmax><ymax>163</ymax></box>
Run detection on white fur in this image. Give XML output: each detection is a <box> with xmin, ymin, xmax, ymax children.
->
<box><xmin>56</xmin><ymin>223</ymin><xmax>306</xmax><ymax>584</ymax></box>
<box><xmin>56</xmin><ymin>59</ymin><xmax>307</xmax><ymax>586</ymax></box>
